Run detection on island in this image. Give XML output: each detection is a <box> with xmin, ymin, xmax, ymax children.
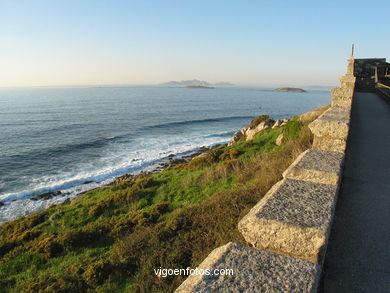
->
<box><xmin>185</xmin><ymin>85</ymin><xmax>214</xmax><ymax>89</ymax></box>
<box><xmin>273</xmin><ymin>87</ymin><xmax>306</xmax><ymax>93</ymax></box>
<box><xmin>160</xmin><ymin>79</ymin><xmax>234</xmax><ymax>87</ymax></box>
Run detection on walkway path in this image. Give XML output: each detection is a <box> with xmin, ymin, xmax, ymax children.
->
<box><xmin>321</xmin><ymin>92</ymin><xmax>390</xmax><ymax>292</ymax></box>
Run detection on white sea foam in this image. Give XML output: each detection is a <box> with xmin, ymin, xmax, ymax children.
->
<box><xmin>0</xmin><ymin>132</ymin><xmax>230</xmax><ymax>224</ymax></box>
<box><xmin>0</xmin><ymin>86</ymin><xmax>331</xmax><ymax>225</ymax></box>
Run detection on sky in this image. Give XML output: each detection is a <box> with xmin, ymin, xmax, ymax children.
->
<box><xmin>0</xmin><ymin>0</ymin><xmax>389</xmax><ymax>87</ymax></box>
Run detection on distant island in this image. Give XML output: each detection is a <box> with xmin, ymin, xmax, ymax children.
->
<box><xmin>185</xmin><ymin>85</ymin><xmax>214</xmax><ymax>89</ymax></box>
<box><xmin>273</xmin><ymin>87</ymin><xmax>306</xmax><ymax>92</ymax></box>
<box><xmin>160</xmin><ymin>79</ymin><xmax>234</xmax><ymax>87</ymax></box>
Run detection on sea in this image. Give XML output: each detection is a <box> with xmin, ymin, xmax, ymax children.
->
<box><xmin>0</xmin><ymin>86</ymin><xmax>330</xmax><ymax>223</ymax></box>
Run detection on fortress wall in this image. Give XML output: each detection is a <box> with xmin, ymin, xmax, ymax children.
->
<box><xmin>175</xmin><ymin>60</ymin><xmax>356</xmax><ymax>292</ymax></box>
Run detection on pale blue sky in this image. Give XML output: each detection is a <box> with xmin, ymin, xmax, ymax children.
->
<box><xmin>0</xmin><ymin>0</ymin><xmax>388</xmax><ymax>87</ymax></box>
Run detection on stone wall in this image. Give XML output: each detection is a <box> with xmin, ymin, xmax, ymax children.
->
<box><xmin>175</xmin><ymin>59</ymin><xmax>356</xmax><ymax>292</ymax></box>
<box><xmin>354</xmin><ymin>58</ymin><xmax>389</xmax><ymax>91</ymax></box>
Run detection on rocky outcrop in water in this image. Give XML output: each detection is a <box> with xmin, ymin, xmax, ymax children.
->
<box><xmin>30</xmin><ymin>191</ymin><xmax>62</xmax><ymax>201</ymax></box>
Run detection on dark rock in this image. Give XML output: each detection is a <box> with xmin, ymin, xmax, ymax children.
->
<box><xmin>0</xmin><ymin>201</ymin><xmax>4</xmax><ymax>207</ymax></box>
<box><xmin>110</xmin><ymin>173</ymin><xmax>137</xmax><ymax>185</ymax></box>
<box><xmin>31</xmin><ymin>191</ymin><xmax>62</xmax><ymax>201</ymax></box>
<box><xmin>228</xmin><ymin>130</ymin><xmax>244</xmax><ymax>146</ymax></box>
<box><xmin>171</xmin><ymin>158</ymin><xmax>186</xmax><ymax>164</ymax></box>
<box><xmin>83</xmin><ymin>180</ymin><xmax>93</xmax><ymax>184</ymax></box>
<box><xmin>62</xmin><ymin>198</ymin><xmax>71</xmax><ymax>205</ymax></box>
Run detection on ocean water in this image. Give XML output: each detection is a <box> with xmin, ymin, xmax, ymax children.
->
<box><xmin>0</xmin><ymin>86</ymin><xmax>330</xmax><ymax>223</ymax></box>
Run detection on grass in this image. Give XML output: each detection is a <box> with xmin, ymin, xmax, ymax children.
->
<box><xmin>0</xmin><ymin>110</ymin><xmax>325</xmax><ymax>293</ymax></box>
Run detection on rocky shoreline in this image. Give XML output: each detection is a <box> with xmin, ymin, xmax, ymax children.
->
<box><xmin>0</xmin><ymin>107</ymin><xmax>322</xmax><ymax>219</ymax></box>
<box><xmin>109</xmin><ymin>146</ymin><xmax>212</xmax><ymax>186</ymax></box>
<box><xmin>0</xmin><ymin>145</ymin><xmax>214</xmax><ymax>208</ymax></box>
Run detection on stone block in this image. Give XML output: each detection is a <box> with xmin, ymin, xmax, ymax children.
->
<box><xmin>312</xmin><ymin>136</ymin><xmax>347</xmax><ymax>153</ymax></box>
<box><xmin>323</xmin><ymin>106</ymin><xmax>351</xmax><ymax>120</ymax></box>
<box><xmin>283</xmin><ymin>149</ymin><xmax>344</xmax><ymax>185</ymax></box>
<box><xmin>331</xmin><ymin>88</ymin><xmax>353</xmax><ymax>108</ymax></box>
<box><xmin>331</xmin><ymin>87</ymin><xmax>354</xmax><ymax>98</ymax></box>
<box><xmin>238</xmin><ymin>179</ymin><xmax>338</xmax><ymax>263</ymax></box>
<box><xmin>308</xmin><ymin>108</ymin><xmax>350</xmax><ymax>140</ymax></box>
<box><xmin>339</xmin><ymin>75</ymin><xmax>356</xmax><ymax>88</ymax></box>
<box><xmin>175</xmin><ymin>242</ymin><xmax>320</xmax><ymax>293</ymax></box>
<box><xmin>332</xmin><ymin>96</ymin><xmax>353</xmax><ymax>108</ymax></box>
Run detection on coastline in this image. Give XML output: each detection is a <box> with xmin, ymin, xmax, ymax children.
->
<box><xmin>0</xmin><ymin>143</ymin><xmax>217</xmax><ymax>224</ymax></box>
<box><xmin>0</xmin><ymin>105</ymin><xmax>326</xmax><ymax>292</ymax></box>
<box><xmin>0</xmin><ymin>86</ymin><xmax>330</xmax><ymax>224</ymax></box>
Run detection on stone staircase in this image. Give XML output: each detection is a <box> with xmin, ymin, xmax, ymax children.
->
<box><xmin>175</xmin><ymin>58</ymin><xmax>356</xmax><ymax>292</ymax></box>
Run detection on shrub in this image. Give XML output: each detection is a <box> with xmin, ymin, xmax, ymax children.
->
<box><xmin>35</xmin><ymin>235</ymin><xmax>63</xmax><ymax>258</ymax></box>
<box><xmin>151</xmin><ymin>202</ymin><xmax>170</xmax><ymax>215</ymax></box>
<box><xmin>132</xmin><ymin>211</ymin><xmax>154</xmax><ymax>226</ymax></box>
<box><xmin>219</xmin><ymin>148</ymin><xmax>240</xmax><ymax>160</ymax></box>
<box><xmin>187</xmin><ymin>154</ymin><xmax>212</xmax><ymax>169</ymax></box>
<box><xmin>82</xmin><ymin>260</ymin><xmax>114</xmax><ymax>287</ymax></box>
<box><xmin>1</xmin><ymin>212</ymin><xmax>46</xmax><ymax>242</ymax></box>
<box><xmin>188</xmin><ymin>146</ymin><xmax>226</xmax><ymax>169</ymax></box>
<box><xmin>131</xmin><ymin>203</ymin><xmax>170</xmax><ymax>226</ymax></box>
<box><xmin>59</xmin><ymin>222</ymin><xmax>111</xmax><ymax>250</ymax></box>
<box><xmin>133</xmin><ymin>177</ymin><xmax>156</xmax><ymax>190</ymax></box>
<box><xmin>248</xmin><ymin>115</ymin><xmax>270</xmax><ymax>129</ymax></box>
<box><xmin>106</xmin><ymin>188</ymin><xmax>139</xmax><ymax>203</ymax></box>
<box><xmin>171</xmin><ymin>162</ymin><xmax>187</xmax><ymax>169</ymax></box>
<box><xmin>13</xmin><ymin>229</ymin><xmax>41</xmax><ymax>242</ymax></box>
<box><xmin>208</xmin><ymin>148</ymin><xmax>224</xmax><ymax>162</ymax></box>
<box><xmin>110</xmin><ymin>215</ymin><xmax>137</xmax><ymax>237</ymax></box>
<box><xmin>283</xmin><ymin>120</ymin><xmax>304</xmax><ymax>140</ymax></box>
<box><xmin>87</xmin><ymin>203</ymin><xmax>107</xmax><ymax>217</ymax></box>
<box><xmin>26</xmin><ymin>275</ymin><xmax>85</xmax><ymax>293</ymax></box>
<box><xmin>110</xmin><ymin>226</ymin><xmax>156</xmax><ymax>268</ymax></box>
<box><xmin>0</xmin><ymin>241</ymin><xmax>16</xmax><ymax>258</ymax></box>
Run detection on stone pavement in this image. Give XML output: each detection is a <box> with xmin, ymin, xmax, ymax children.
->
<box><xmin>320</xmin><ymin>92</ymin><xmax>390</xmax><ymax>292</ymax></box>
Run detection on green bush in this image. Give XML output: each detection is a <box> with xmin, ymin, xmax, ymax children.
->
<box><xmin>82</xmin><ymin>260</ymin><xmax>114</xmax><ymax>287</ymax></box>
<box><xmin>26</xmin><ymin>275</ymin><xmax>85</xmax><ymax>293</ymax></box>
<box><xmin>87</xmin><ymin>203</ymin><xmax>107</xmax><ymax>217</ymax></box>
<box><xmin>283</xmin><ymin>120</ymin><xmax>304</xmax><ymax>140</ymax></box>
<box><xmin>34</xmin><ymin>235</ymin><xmax>63</xmax><ymax>258</ymax></box>
<box><xmin>58</xmin><ymin>222</ymin><xmax>111</xmax><ymax>250</ymax></box>
<box><xmin>0</xmin><ymin>241</ymin><xmax>16</xmax><ymax>258</ymax></box>
<box><xmin>219</xmin><ymin>148</ymin><xmax>240</xmax><ymax>160</ymax></box>
<box><xmin>248</xmin><ymin>115</ymin><xmax>270</xmax><ymax>129</ymax></box>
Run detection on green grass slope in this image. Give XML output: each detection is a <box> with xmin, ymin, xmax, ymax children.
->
<box><xmin>0</xmin><ymin>114</ymin><xmax>324</xmax><ymax>293</ymax></box>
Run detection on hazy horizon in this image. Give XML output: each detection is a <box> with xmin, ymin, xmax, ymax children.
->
<box><xmin>0</xmin><ymin>82</ymin><xmax>337</xmax><ymax>89</ymax></box>
<box><xmin>0</xmin><ymin>0</ymin><xmax>388</xmax><ymax>88</ymax></box>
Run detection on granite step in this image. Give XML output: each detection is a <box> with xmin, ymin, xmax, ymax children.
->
<box><xmin>238</xmin><ymin>178</ymin><xmax>338</xmax><ymax>263</ymax></box>
<box><xmin>283</xmin><ymin>149</ymin><xmax>345</xmax><ymax>185</ymax></box>
<box><xmin>309</xmin><ymin>108</ymin><xmax>350</xmax><ymax>140</ymax></box>
<box><xmin>175</xmin><ymin>242</ymin><xmax>320</xmax><ymax>293</ymax></box>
